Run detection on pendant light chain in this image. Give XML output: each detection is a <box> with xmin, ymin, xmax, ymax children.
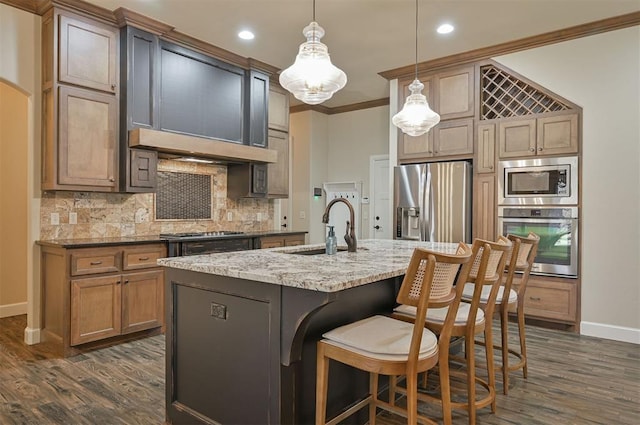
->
<box><xmin>414</xmin><ymin>0</ymin><xmax>418</xmax><ymax>80</ymax></box>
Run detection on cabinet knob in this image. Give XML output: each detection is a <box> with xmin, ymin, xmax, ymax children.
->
<box><xmin>111</xmin><ymin>84</ymin><xmax>116</xmax><ymax>90</ymax></box>
<box><xmin>124</xmin><ymin>279</ymin><xmax>129</xmax><ymax>284</ymax></box>
<box><xmin>538</xmin><ymin>147</ymin><xmax>543</xmax><ymax>151</ymax></box>
<box><xmin>109</xmin><ymin>177</ymin><xmax>115</xmax><ymax>182</ymax></box>
<box><xmin>530</xmin><ymin>148</ymin><xmax>535</xmax><ymax>152</ymax></box>
<box><xmin>489</xmin><ymin>165</ymin><xmax>493</xmax><ymax>169</ymax></box>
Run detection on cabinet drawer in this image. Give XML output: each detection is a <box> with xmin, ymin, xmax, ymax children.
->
<box><xmin>71</xmin><ymin>248</ymin><xmax>121</xmax><ymax>276</ymax></box>
<box><xmin>522</xmin><ymin>278</ymin><xmax>577</xmax><ymax>323</ymax></box>
<box><xmin>123</xmin><ymin>244</ymin><xmax>166</xmax><ymax>270</ymax></box>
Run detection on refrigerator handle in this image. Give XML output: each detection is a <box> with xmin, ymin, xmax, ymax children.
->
<box><xmin>422</xmin><ymin>168</ymin><xmax>431</xmax><ymax>241</ymax></box>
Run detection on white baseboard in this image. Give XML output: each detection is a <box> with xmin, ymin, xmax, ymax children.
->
<box><xmin>24</xmin><ymin>327</ymin><xmax>41</xmax><ymax>345</ymax></box>
<box><xmin>580</xmin><ymin>321</ymin><xmax>640</xmax><ymax>344</ymax></box>
<box><xmin>0</xmin><ymin>302</ymin><xmax>27</xmax><ymax>318</ymax></box>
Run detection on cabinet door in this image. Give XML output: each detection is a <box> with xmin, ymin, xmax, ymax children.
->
<box><xmin>252</xmin><ymin>164</ymin><xmax>268</xmax><ymax>195</ymax></box>
<box><xmin>125</xmin><ymin>27</ymin><xmax>159</xmax><ymax>130</ymax></box>
<box><xmin>121</xmin><ymin>270</ymin><xmax>164</xmax><ymax>334</ymax></box>
<box><xmin>536</xmin><ymin>113</ymin><xmax>579</xmax><ymax>156</ymax></box>
<box><xmin>58</xmin><ymin>85</ymin><xmax>118</xmax><ymax>189</ymax></box>
<box><xmin>128</xmin><ymin>148</ymin><xmax>157</xmax><ymax>190</ymax></box>
<box><xmin>268</xmin><ymin>86</ymin><xmax>289</xmax><ymax>131</ymax></box>
<box><xmin>71</xmin><ymin>275</ymin><xmax>122</xmax><ymax>345</ymax></box>
<box><xmin>498</xmin><ymin>118</ymin><xmax>536</xmax><ymax>158</ymax></box>
<box><xmin>247</xmin><ymin>70</ymin><xmax>268</xmax><ymax>147</ymax></box>
<box><xmin>283</xmin><ymin>234</ymin><xmax>305</xmax><ymax>246</ymax></box>
<box><xmin>267</xmin><ymin>131</ymin><xmax>289</xmax><ymax>197</ymax></box>
<box><xmin>159</xmin><ymin>42</ymin><xmax>244</xmax><ymax>143</ymax></box>
<box><xmin>260</xmin><ymin>237</ymin><xmax>285</xmax><ymax>249</ymax></box>
<box><xmin>397</xmin><ymin>78</ymin><xmax>434</xmax><ymax>161</ymax></box>
<box><xmin>476</xmin><ymin>123</ymin><xmax>496</xmax><ymax>173</ymax></box>
<box><xmin>472</xmin><ymin>174</ymin><xmax>496</xmax><ymax>241</ymax></box>
<box><xmin>434</xmin><ymin>66</ymin><xmax>475</xmax><ymax>120</ymax></box>
<box><xmin>432</xmin><ymin>118</ymin><xmax>474</xmax><ymax>157</ymax></box>
<box><xmin>58</xmin><ymin>13</ymin><xmax>118</xmax><ymax>93</ymax></box>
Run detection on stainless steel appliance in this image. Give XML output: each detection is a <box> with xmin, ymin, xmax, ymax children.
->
<box><xmin>394</xmin><ymin>161</ymin><xmax>472</xmax><ymax>243</ymax></box>
<box><xmin>160</xmin><ymin>231</ymin><xmax>251</xmax><ymax>256</ymax></box>
<box><xmin>498</xmin><ymin>156</ymin><xmax>578</xmax><ymax>205</ymax></box>
<box><xmin>498</xmin><ymin>206</ymin><xmax>578</xmax><ymax>277</ymax></box>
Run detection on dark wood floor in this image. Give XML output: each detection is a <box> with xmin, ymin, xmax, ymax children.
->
<box><xmin>1</xmin><ymin>314</ymin><xmax>638</xmax><ymax>424</ymax></box>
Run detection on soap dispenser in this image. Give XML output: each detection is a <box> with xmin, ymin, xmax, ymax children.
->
<box><xmin>326</xmin><ymin>226</ymin><xmax>337</xmax><ymax>255</ymax></box>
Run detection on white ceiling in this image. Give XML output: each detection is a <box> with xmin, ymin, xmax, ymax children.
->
<box><xmin>86</xmin><ymin>0</ymin><xmax>639</xmax><ymax>108</ymax></box>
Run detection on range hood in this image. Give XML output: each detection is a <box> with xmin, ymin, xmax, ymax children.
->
<box><xmin>129</xmin><ymin>128</ymin><xmax>277</xmax><ymax>164</ymax></box>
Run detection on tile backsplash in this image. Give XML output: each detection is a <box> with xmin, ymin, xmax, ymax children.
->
<box><xmin>39</xmin><ymin>159</ymin><xmax>274</xmax><ymax>240</ymax></box>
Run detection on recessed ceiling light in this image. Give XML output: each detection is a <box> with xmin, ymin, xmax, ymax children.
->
<box><xmin>238</xmin><ymin>30</ymin><xmax>255</xmax><ymax>40</ymax></box>
<box><xmin>437</xmin><ymin>23</ymin><xmax>454</xmax><ymax>34</ymax></box>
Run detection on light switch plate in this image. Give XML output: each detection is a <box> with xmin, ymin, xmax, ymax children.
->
<box><xmin>299</xmin><ymin>211</ymin><xmax>306</xmax><ymax>219</ymax></box>
<box><xmin>227</xmin><ymin>212</ymin><xmax>233</xmax><ymax>221</ymax></box>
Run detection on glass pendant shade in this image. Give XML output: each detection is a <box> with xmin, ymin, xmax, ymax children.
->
<box><xmin>392</xmin><ymin>79</ymin><xmax>440</xmax><ymax>137</ymax></box>
<box><xmin>279</xmin><ymin>22</ymin><xmax>347</xmax><ymax>105</ymax></box>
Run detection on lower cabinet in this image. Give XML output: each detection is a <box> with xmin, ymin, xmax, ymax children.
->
<box><xmin>40</xmin><ymin>242</ymin><xmax>166</xmax><ymax>356</ymax></box>
<box><xmin>257</xmin><ymin>233</ymin><xmax>306</xmax><ymax>249</ymax></box>
<box><xmin>514</xmin><ymin>274</ymin><xmax>579</xmax><ymax>329</ymax></box>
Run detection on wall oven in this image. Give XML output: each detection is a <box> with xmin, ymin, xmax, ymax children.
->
<box><xmin>498</xmin><ymin>207</ymin><xmax>578</xmax><ymax>277</ymax></box>
<box><xmin>498</xmin><ymin>156</ymin><xmax>578</xmax><ymax>205</ymax></box>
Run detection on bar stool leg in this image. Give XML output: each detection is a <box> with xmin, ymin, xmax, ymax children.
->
<box><xmin>500</xmin><ymin>304</ymin><xmax>510</xmax><ymax>395</ymax></box>
<box><xmin>316</xmin><ymin>345</ymin><xmax>329</xmax><ymax>425</ymax></box>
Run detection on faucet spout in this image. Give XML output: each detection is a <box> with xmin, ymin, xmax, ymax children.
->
<box><xmin>322</xmin><ymin>197</ymin><xmax>357</xmax><ymax>252</ymax></box>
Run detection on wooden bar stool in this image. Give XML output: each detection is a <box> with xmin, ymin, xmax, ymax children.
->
<box><xmin>315</xmin><ymin>243</ymin><xmax>473</xmax><ymax>425</ymax></box>
<box><xmin>462</xmin><ymin>232</ymin><xmax>540</xmax><ymax>394</ymax></box>
<box><xmin>393</xmin><ymin>237</ymin><xmax>512</xmax><ymax>425</ymax></box>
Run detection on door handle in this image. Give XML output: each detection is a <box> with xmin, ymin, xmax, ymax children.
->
<box><xmin>374</xmin><ymin>225</ymin><xmax>381</xmax><ymax>230</ymax></box>
<box><xmin>281</xmin><ymin>223</ymin><xmax>287</xmax><ymax>228</ymax></box>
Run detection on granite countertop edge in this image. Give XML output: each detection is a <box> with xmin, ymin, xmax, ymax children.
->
<box><xmin>158</xmin><ymin>239</ymin><xmax>460</xmax><ymax>293</ymax></box>
<box><xmin>36</xmin><ymin>230</ymin><xmax>308</xmax><ymax>248</ymax></box>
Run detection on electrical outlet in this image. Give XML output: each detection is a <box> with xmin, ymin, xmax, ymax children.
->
<box><xmin>69</xmin><ymin>212</ymin><xmax>77</xmax><ymax>224</ymax></box>
<box><xmin>299</xmin><ymin>211</ymin><xmax>306</xmax><ymax>219</ymax></box>
<box><xmin>227</xmin><ymin>212</ymin><xmax>233</xmax><ymax>221</ymax></box>
<box><xmin>50</xmin><ymin>213</ymin><xmax>60</xmax><ymax>225</ymax></box>
<box><xmin>257</xmin><ymin>212</ymin><xmax>262</xmax><ymax>222</ymax></box>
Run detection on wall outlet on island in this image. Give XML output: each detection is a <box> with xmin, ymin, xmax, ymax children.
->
<box><xmin>227</xmin><ymin>212</ymin><xmax>233</xmax><ymax>221</ymax></box>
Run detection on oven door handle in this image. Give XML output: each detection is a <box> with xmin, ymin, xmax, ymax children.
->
<box><xmin>498</xmin><ymin>217</ymin><xmax>577</xmax><ymax>224</ymax></box>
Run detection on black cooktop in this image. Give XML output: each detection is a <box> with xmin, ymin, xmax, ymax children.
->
<box><xmin>160</xmin><ymin>231</ymin><xmax>245</xmax><ymax>240</ymax></box>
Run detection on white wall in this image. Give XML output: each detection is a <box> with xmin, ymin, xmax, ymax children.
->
<box><xmin>290</xmin><ymin>107</ymin><xmax>390</xmax><ymax>243</ymax></box>
<box><xmin>327</xmin><ymin>106</ymin><xmax>390</xmax><ymax>239</ymax></box>
<box><xmin>495</xmin><ymin>26</ymin><xmax>640</xmax><ymax>343</ymax></box>
<box><xmin>0</xmin><ymin>3</ymin><xmax>41</xmax><ymax>343</ymax></box>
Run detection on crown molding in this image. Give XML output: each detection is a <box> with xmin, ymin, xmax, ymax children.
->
<box><xmin>290</xmin><ymin>98</ymin><xmax>390</xmax><ymax>115</ymax></box>
<box><xmin>0</xmin><ymin>0</ymin><xmax>37</xmax><ymax>13</ymax></box>
<box><xmin>113</xmin><ymin>7</ymin><xmax>173</xmax><ymax>35</ymax></box>
<box><xmin>379</xmin><ymin>11</ymin><xmax>640</xmax><ymax>81</ymax></box>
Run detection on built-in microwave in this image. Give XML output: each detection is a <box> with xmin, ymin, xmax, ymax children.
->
<box><xmin>498</xmin><ymin>156</ymin><xmax>578</xmax><ymax>205</ymax></box>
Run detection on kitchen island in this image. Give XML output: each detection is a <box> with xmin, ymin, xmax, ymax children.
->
<box><xmin>158</xmin><ymin>239</ymin><xmax>459</xmax><ymax>425</ymax></box>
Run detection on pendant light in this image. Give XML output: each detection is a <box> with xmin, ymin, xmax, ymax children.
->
<box><xmin>392</xmin><ymin>0</ymin><xmax>440</xmax><ymax>137</ymax></box>
<box><xmin>279</xmin><ymin>0</ymin><xmax>347</xmax><ymax>105</ymax></box>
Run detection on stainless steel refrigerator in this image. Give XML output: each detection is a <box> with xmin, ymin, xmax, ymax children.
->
<box><xmin>394</xmin><ymin>161</ymin><xmax>472</xmax><ymax>243</ymax></box>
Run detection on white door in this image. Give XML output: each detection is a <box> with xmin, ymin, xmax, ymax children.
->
<box><xmin>273</xmin><ymin>199</ymin><xmax>290</xmax><ymax>232</ymax></box>
<box><xmin>370</xmin><ymin>156</ymin><xmax>391</xmax><ymax>239</ymax></box>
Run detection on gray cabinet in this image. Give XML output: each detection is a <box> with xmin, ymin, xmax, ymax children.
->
<box><xmin>159</xmin><ymin>41</ymin><xmax>245</xmax><ymax>143</ymax></box>
<box><xmin>120</xmin><ymin>26</ymin><xmax>158</xmax><ymax>192</ymax></box>
<box><xmin>227</xmin><ymin>163</ymin><xmax>268</xmax><ymax>198</ymax></box>
<box><xmin>247</xmin><ymin>70</ymin><xmax>269</xmax><ymax>147</ymax></box>
<box><xmin>267</xmin><ymin>130</ymin><xmax>289</xmax><ymax>197</ymax></box>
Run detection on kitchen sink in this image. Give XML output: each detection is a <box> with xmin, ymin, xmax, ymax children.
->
<box><xmin>286</xmin><ymin>247</ymin><xmax>349</xmax><ymax>255</ymax></box>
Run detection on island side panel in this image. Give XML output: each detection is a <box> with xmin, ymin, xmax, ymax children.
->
<box><xmin>164</xmin><ymin>268</ymin><xmax>282</xmax><ymax>425</ymax></box>
<box><xmin>280</xmin><ymin>276</ymin><xmax>402</xmax><ymax>424</ymax></box>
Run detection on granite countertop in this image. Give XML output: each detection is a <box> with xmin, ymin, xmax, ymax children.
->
<box><xmin>36</xmin><ymin>230</ymin><xmax>307</xmax><ymax>248</ymax></box>
<box><xmin>158</xmin><ymin>239</ymin><xmax>460</xmax><ymax>292</ymax></box>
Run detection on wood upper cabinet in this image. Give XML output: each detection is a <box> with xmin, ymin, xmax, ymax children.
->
<box><xmin>476</xmin><ymin>123</ymin><xmax>496</xmax><ymax>173</ymax></box>
<box><xmin>499</xmin><ymin>112</ymin><xmax>579</xmax><ymax>159</ymax></box>
<box><xmin>56</xmin><ymin>85</ymin><xmax>118</xmax><ymax>189</ymax></box>
<box><xmin>58</xmin><ymin>13</ymin><xmax>118</xmax><ymax>93</ymax></box>
<box><xmin>433</xmin><ymin>66</ymin><xmax>475</xmax><ymax>120</ymax></box>
<box><xmin>397</xmin><ymin>78</ymin><xmax>434</xmax><ymax>160</ymax></box>
<box><xmin>432</xmin><ymin>118</ymin><xmax>474</xmax><ymax>157</ymax></box>
<box><xmin>268</xmin><ymin>85</ymin><xmax>290</xmax><ymax>132</ymax></box>
<box><xmin>267</xmin><ymin>130</ymin><xmax>289</xmax><ymax>198</ymax></box>
<box><xmin>41</xmin><ymin>8</ymin><xmax>120</xmax><ymax>192</ymax></box>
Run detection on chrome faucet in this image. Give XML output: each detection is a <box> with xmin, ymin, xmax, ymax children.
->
<box><xmin>322</xmin><ymin>197</ymin><xmax>357</xmax><ymax>252</ymax></box>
